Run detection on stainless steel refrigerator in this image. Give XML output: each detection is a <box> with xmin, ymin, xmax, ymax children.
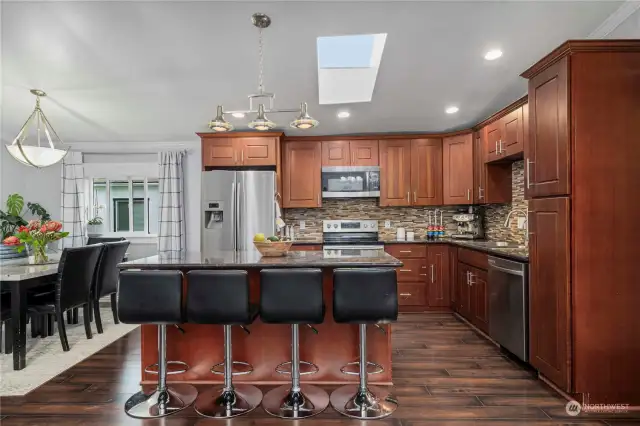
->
<box><xmin>202</xmin><ymin>171</ymin><xmax>276</xmax><ymax>252</ymax></box>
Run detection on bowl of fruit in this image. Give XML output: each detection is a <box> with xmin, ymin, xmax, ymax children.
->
<box><xmin>253</xmin><ymin>234</ymin><xmax>293</xmax><ymax>257</ymax></box>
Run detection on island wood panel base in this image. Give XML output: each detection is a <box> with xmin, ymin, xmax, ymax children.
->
<box><xmin>139</xmin><ymin>269</ymin><xmax>392</xmax><ymax>385</ymax></box>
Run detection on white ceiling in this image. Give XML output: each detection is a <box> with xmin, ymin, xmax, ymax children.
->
<box><xmin>0</xmin><ymin>1</ymin><xmax>625</xmax><ymax>143</ymax></box>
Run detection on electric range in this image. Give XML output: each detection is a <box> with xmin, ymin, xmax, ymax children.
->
<box><xmin>322</xmin><ymin>220</ymin><xmax>383</xmax><ymax>258</ymax></box>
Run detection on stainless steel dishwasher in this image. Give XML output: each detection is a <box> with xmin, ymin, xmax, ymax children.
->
<box><xmin>488</xmin><ymin>256</ymin><xmax>529</xmax><ymax>362</ymax></box>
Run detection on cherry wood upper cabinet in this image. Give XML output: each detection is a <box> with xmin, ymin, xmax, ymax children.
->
<box><xmin>380</xmin><ymin>140</ymin><xmax>411</xmax><ymax>206</ymax></box>
<box><xmin>529</xmin><ymin>197</ymin><xmax>570</xmax><ymax>391</ymax></box>
<box><xmin>202</xmin><ymin>138</ymin><xmax>237</xmax><ymax>167</ymax></box>
<box><xmin>282</xmin><ymin>141</ymin><xmax>322</xmax><ymax>208</ymax></box>
<box><xmin>237</xmin><ymin>137</ymin><xmax>277</xmax><ymax>166</ymax></box>
<box><xmin>502</xmin><ymin>107</ymin><xmax>524</xmax><ymax>155</ymax></box>
<box><xmin>427</xmin><ymin>245</ymin><xmax>450</xmax><ymax>307</ymax></box>
<box><xmin>321</xmin><ymin>140</ymin><xmax>350</xmax><ymax>167</ymax></box>
<box><xmin>350</xmin><ymin>140</ymin><xmax>379</xmax><ymax>166</ymax></box>
<box><xmin>410</xmin><ymin>139</ymin><xmax>442</xmax><ymax>206</ymax></box>
<box><xmin>321</xmin><ymin>140</ymin><xmax>379</xmax><ymax>167</ymax></box>
<box><xmin>200</xmin><ymin>134</ymin><xmax>278</xmax><ymax>167</ymax></box>
<box><xmin>522</xmin><ymin>102</ymin><xmax>531</xmax><ymax>199</ymax></box>
<box><xmin>473</xmin><ymin>131</ymin><xmax>487</xmax><ymax>204</ymax></box>
<box><xmin>443</xmin><ymin>134</ymin><xmax>474</xmax><ymax>205</ymax></box>
<box><xmin>527</xmin><ymin>56</ymin><xmax>570</xmax><ymax>198</ymax></box>
<box><xmin>485</xmin><ymin>120</ymin><xmax>502</xmax><ymax>162</ymax></box>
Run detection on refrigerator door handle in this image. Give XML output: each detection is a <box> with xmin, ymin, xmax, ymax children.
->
<box><xmin>236</xmin><ymin>181</ymin><xmax>242</xmax><ymax>250</ymax></box>
<box><xmin>231</xmin><ymin>181</ymin><xmax>236</xmax><ymax>251</ymax></box>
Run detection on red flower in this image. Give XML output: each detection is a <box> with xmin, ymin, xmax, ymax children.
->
<box><xmin>45</xmin><ymin>221</ymin><xmax>63</xmax><ymax>232</ymax></box>
<box><xmin>40</xmin><ymin>225</ymin><xmax>47</xmax><ymax>233</ymax></box>
<box><xmin>3</xmin><ymin>236</ymin><xmax>20</xmax><ymax>246</ymax></box>
<box><xmin>27</xmin><ymin>220</ymin><xmax>41</xmax><ymax>231</ymax></box>
<box><xmin>17</xmin><ymin>225</ymin><xmax>29</xmax><ymax>233</ymax></box>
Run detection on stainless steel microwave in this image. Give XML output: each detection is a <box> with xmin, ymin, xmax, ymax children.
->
<box><xmin>321</xmin><ymin>166</ymin><xmax>381</xmax><ymax>198</ymax></box>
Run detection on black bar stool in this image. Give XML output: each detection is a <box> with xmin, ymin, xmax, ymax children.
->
<box><xmin>186</xmin><ymin>270</ymin><xmax>262</xmax><ymax>418</ymax></box>
<box><xmin>331</xmin><ymin>268</ymin><xmax>399</xmax><ymax>419</ymax></box>
<box><xmin>259</xmin><ymin>269</ymin><xmax>329</xmax><ymax>419</ymax></box>
<box><xmin>118</xmin><ymin>270</ymin><xmax>197</xmax><ymax>419</ymax></box>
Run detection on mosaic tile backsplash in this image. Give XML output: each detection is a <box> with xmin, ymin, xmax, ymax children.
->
<box><xmin>283</xmin><ymin>160</ymin><xmax>527</xmax><ymax>244</ymax></box>
<box><xmin>483</xmin><ymin>160</ymin><xmax>529</xmax><ymax>244</ymax></box>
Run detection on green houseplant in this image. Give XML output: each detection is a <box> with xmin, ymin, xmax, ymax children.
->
<box><xmin>0</xmin><ymin>194</ymin><xmax>51</xmax><ymax>240</ymax></box>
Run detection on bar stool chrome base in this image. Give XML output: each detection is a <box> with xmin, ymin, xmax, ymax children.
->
<box><xmin>262</xmin><ymin>384</ymin><xmax>329</xmax><ymax>419</ymax></box>
<box><xmin>330</xmin><ymin>385</ymin><xmax>398</xmax><ymax>419</ymax></box>
<box><xmin>124</xmin><ymin>385</ymin><xmax>198</xmax><ymax>419</ymax></box>
<box><xmin>194</xmin><ymin>385</ymin><xmax>262</xmax><ymax>418</ymax></box>
<box><xmin>144</xmin><ymin>360</ymin><xmax>189</xmax><ymax>375</ymax></box>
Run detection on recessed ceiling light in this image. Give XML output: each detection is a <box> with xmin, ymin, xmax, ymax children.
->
<box><xmin>445</xmin><ymin>106</ymin><xmax>459</xmax><ymax>114</ymax></box>
<box><xmin>231</xmin><ymin>112</ymin><xmax>245</xmax><ymax>118</ymax></box>
<box><xmin>337</xmin><ymin>111</ymin><xmax>350</xmax><ymax>118</ymax></box>
<box><xmin>484</xmin><ymin>49</ymin><xmax>503</xmax><ymax>61</ymax></box>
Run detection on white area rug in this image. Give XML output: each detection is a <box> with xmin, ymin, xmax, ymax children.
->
<box><xmin>0</xmin><ymin>305</ymin><xmax>137</xmax><ymax>396</ymax></box>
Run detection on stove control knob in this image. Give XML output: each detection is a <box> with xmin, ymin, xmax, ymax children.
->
<box><xmin>333</xmin><ymin>224</ymin><xmax>338</xmax><ymax>229</ymax></box>
<box><xmin>326</xmin><ymin>224</ymin><xmax>331</xmax><ymax>229</ymax></box>
<box><xmin>363</xmin><ymin>224</ymin><xmax>368</xmax><ymax>228</ymax></box>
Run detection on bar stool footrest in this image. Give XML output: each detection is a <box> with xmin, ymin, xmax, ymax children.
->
<box><xmin>145</xmin><ymin>360</ymin><xmax>189</xmax><ymax>375</ymax></box>
<box><xmin>340</xmin><ymin>360</ymin><xmax>384</xmax><ymax>376</ymax></box>
<box><xmin>210</xmin><ymin>360</ymin><xmax>254</xmax><ymax>376</ymax></box>
<box><xmin>275</xmin><ymin>360</ymin><xmax>319</xmax><ymax>376</ymax></box>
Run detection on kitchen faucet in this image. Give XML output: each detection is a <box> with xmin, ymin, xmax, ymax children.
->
<box><xmin>504</xmin><ymin>209</ymin><xmax>529</xmax><ymax>245</ymax></box>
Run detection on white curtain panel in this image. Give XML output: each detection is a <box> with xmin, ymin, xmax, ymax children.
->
<box><xmin>158</xmin><ymin>151</ymin><xmax>186</xmax><ymax>254</ymax></box>
<box><xmin>60</xmin><ymin>151</ymin><xmax>86</xmax><ymax>248</ymax></box>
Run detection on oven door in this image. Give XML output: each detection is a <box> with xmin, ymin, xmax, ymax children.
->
<box><xmin>323</xmin><ymin>245</ymin><xmax>385</xmax><ymax>258</ymax></box>
<box><xmin>321</xmin><ymin>166</ymin><xmax>380</xmax><ymax>198</ymax></box>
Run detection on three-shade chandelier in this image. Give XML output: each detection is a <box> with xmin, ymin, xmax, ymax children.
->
<box><xmin>209</xmin><ymin>13</ymin><xmax>319</xmax><ymax>132</ymax></box>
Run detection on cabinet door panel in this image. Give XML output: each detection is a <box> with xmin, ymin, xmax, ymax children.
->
<box><xmin>350</xmin><ymin>140</ymin><xmax>379</xmax><ymax>166</ymax></box>
<box><xmin>410</xmin><ymin>139</ymin><xmax>443</xmax><ymax>206</ymax></box>
<box><xmin>471</xmin><ymin>267</ymin><xmax>489</xmax><ymax>334</ymax></box>
<box><xmin>443</xmin><ymin>134</ymin><xmax>473</xmax><ymax>205</ymax></box>
<box><xmin>238</xmin><ymin>137</ymin><xmax>277</xmax><ymax>166</ymax></box>
<box><xmin>528</xmin><ymin>56</ymin><xmax>570</xmax><ymax>197</ymax></box>
<box><xmin>457</xmin><ymin>264</ymin><xmax>471</xmax><ymax>319</ymax></box>
<box><xmin>282</xmin><ymin>141</ymin><xmax>322</xmax><ymax>208</ymax></box>
<box><xmin>203</xmin><ymin>138</ymin><xmax>237</xmax><ymax>167</ymax></box>
<box><xmin>321</xmin><ymin>140</ymin><xmax>350</xmax><ymax>167</ymax></box>
<box><xmin>427</xmin><ymin>245</ymin><xmax>450</xmax><ymax>307</ymax></box>
<box><xmin>486</xmin><ymin>121</ymin><xmax>502</xmax><ymax>162</ymax></box>
<box><xmin>380</xmin><ymin>140</ymin><xmax>411</xmax><ymax>206</ymax></box>
<box><xmin>502</xmin><ymin>107</ymin><xmax>524</xmax><ymax>156</ymax></box>
<box><xmin>398</xmin><ymin>283</ymin><xmax>427</xmax><ymax>306</ymax></box>
<box><xmin>529</xmin><ymin>197</ymin><xmax>570</xmax><ymax>391</ymax></box>
<box><xmin>396</xmin><ymin>259</ymin><xmax>427</xmax><ymax>282</ymax></box>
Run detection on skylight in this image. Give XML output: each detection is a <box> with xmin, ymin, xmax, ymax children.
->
<box><xmin>317</xmin><ymin>33</ymin><xmax>387</xmax><ymax>105</ymax></box>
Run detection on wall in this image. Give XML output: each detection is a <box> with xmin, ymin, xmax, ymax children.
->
<box><xmin>284</xmin><ymin>199</ymin><xmax>461</xmax><ymax>242</ymax></box>
<box><xmin>484</xmin><ymin>160</ymin><xmax>528</xmax><ymax>244</ymax></box>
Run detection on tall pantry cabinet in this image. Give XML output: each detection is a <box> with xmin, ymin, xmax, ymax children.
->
<box><xmin>522</xmin><ymin>40</ymin><xmax>640</xmax><ymax>405</ymax></box>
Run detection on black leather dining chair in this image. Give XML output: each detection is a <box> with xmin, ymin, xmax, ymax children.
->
<box><xmin>28</xmin><ymin>245</ymin><xmax>104</xmax><ymax>351</ymax></box>
<box><xmin>91</xmin><ymin>240</ymin><xmax>130</xmax><ymax>333</ymax></box>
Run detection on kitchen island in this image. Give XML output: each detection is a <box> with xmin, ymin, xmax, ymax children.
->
<box><xmin>118</xmin><ymin>249</ymin><xmax>402</xmax><ymax>386</ymax></box>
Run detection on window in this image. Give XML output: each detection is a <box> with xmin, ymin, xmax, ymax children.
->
<box><xmin>89</xmin><ymin>178</ymin><xmax>159</xmax><ymax>235</ymax></box>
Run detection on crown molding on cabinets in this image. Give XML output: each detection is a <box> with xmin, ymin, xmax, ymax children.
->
<box><xmin>472</xmin><ymin>95</ymin><xmax>528</xmax><ymax>131</ymax></box>
<box><xmin>197</xmin><ymin>131</ymin><xmax>284</xmax><ymax>139</ymax></box>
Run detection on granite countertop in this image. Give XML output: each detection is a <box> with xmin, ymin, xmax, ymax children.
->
<box><xmin>381</xmin><ymin>238</ymin><xmax>529</xmax><ymax>262</ymax></box>
<box><xmin>118</xmin><ymin>249</ymin><xmax>403</xmax><ymax>269</ymax></box>
<box><xmin>0</xmin><ymin>253</ymin><xmax>61</xmax><ymax>281</ymax></box>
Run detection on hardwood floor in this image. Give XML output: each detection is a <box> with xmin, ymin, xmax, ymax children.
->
<box><xmin>1</xmin><ymin>313</ymin><xmax>637</xmax><ymax>425</ymax></box>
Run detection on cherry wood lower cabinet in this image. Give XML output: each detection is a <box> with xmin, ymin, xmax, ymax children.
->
<box><xmin>426</xmin><ymin>245</ymin><xmax>450</xmax><ymax>307</ymax></box>
<box><xmin>469</xmin><ymin>267</ymin><xmax>489</xmax><ymax>334</ymax></box>
<box><xmin>282</xmin><ymin>141</ymin><xmax>322</xmax><ymax>208</ymax></box>
<box><xmin>455</xmin><ymin>249</ymin><xmax>489</xmax><ymax>334</ymax></box>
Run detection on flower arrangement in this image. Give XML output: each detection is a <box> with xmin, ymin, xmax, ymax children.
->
<box><xmin>3</xmin><ymin>220</ymin><xmax>68</xmax><ymax>264</ymax></box>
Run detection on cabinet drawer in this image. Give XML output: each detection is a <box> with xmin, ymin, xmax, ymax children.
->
<box><xmin>398</xmin><ymin>283</ymin><xmax>427</xmax><ymax>306</ymax></box>
<box><xmin>458</xmin><ymin>248</ymin><xmax>488</xmax><ymax>270</ymax></box>
<box><xmin>385</xmin><ymin>244</ymin><xmax>427</xmax><ymax>259</ymax></box>
<box><xmin>396</xmin><ymin>259</ymin><xmax>427</xmax><ymax>282</ymax></box>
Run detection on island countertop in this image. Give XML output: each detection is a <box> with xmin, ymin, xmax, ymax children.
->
<box><xmin>118</xmin><ymin>249</ymin><xmax>403</xmax><ymax>269</ymax></box>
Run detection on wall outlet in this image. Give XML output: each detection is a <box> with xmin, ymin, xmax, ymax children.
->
<box><xmin>300</xmin><ymin>220</ymin><xmax>306</xmax><ymax>230</ymax></box>
<box><xmin>384</xmin><ymin>220</ymin><xmax>391</xmax><ymax>228</ymax></box>
<box><xmin>517</xmin><ymin>217</ymin><xmax>526</xmax><ymax>229</ymax></box>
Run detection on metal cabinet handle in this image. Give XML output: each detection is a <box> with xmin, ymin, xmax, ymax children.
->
<box><xmin>526</xmin><ymin>158</ymin><xmax>535</xmax><ymax>189</ymax></box>
<box><xmin>407</xmin><ymin>192</ymin><xmax>410</xmax><ymax>203</ymax></box>
<box><xmin>421</xmin><ymin>265</ymin><xmax>427</xmax><ymax>269</ymax></box>
<box><xmin>234</xmin><ymin>151</ymin><xmax>237</xmax><ymax>164</ymax></box>
<box><xmin>242</xmin><ymin>150</ymin><xmax>244</xmax><ymax>163</ymax></box>
<box><xmin>466</xmin><ymin>271</ymin><xmax>470</xmax><ymax>286</ymax></box>
<box><xmin>495</xmin><ymin>141</ymin><xmax>498</xmax><ymax>154</ymax></box>
<box><xmin>478</xmin><ymin>187</ymin><xmax>484</xmax><ymax>199</ymax></box>
<box><xmin>414</xmin><ymin>192</ymin><xmax>417</xmax><ymax>203</ymax></box>
<box><xmin>400</xmin><ymin>269</ymin><xmax>412</xmax><ymax>272</ymax></box>
<box><xmin>420</xmin><ymin>273</ymin><xmax>427</xmax><ymax>276</ymax></box>
<box><xmin>399</xmin><ymin>250</ymin><xmax>412</xmax><ymax>253</ymax></box>
<box><xmin>317</xmin><ymin>193</ymin><xmax>320</xmax><ymax>206</ymax></box>
<box><xmin>352</xmin><ymin>152</ymin><xmax>355</xmax><ymax>165</ymax></box>
<box><xmin>469</xmin><ymin>273</ymin><xmax>476</xmax><ymax>286</ymax></box>
<box><xmin>498</xmin><ymin>140</ymin><xmax>503</xmax><ymax>154</ymax></box>
<box><xmin>430</xmin><ymin>264</ymin><xmax>435</xmax><ymax>283</ymax></box>
<box><xmin>400</xmin><ymin>293</ymin><xmax>412</xmax><ymax>297</ymax></box>
<box><xmin>467</xmin><ymin>189</ymin><xmax>471</xmax><ymax>201</ymax></box>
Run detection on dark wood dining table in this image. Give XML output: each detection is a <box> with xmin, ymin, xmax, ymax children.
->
<box><xmin>1</xmin><ymin>255</ymin><xmax>60</xmax><ymax>370</ymax></box>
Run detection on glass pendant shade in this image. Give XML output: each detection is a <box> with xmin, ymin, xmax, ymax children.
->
<box><xmin>208</xmin><ymin>105</ymin><xmax>234</xmax><ymax>132</ymax></box>
<box><xmin>248</xmin><ymin>104</ymin><xmax>276</xmax><ymax>131</ymax></box>
<box><xmin>5</xmin><ymin>90</ymin><xmax>69</xmax><ymax>168</ymax></box>
<box><xmin>290</xmin><ymin>102</ymin><xmax>319</xmax><ymax>130</ymax></box>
